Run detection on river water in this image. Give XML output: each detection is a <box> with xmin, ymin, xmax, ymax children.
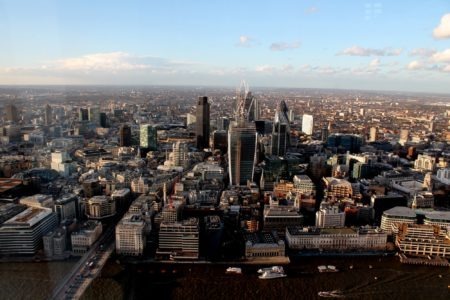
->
<box><xmin>80</xmin><ymin>256</ymin><xmax>450</xmax><ymax>300</ymax></box>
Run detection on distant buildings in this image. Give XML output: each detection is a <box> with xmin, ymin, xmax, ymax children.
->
<box><xmin>119</xmin><ymin>124</ymin><xmax>132</xmax><ymax>147</ymax></box>
<box><xmin>195</xmin><ymin>96</ymin><xmax>210</xmax><ymax>149</ymax></box>
<box><xmin>4</xmin><ymin>104</ymin><xmax>19</xmax><ymax>123</ymax></box>
<box><xmin>228</xmin><ymin>122</ymin><xmax>257</xmax><ymax>186</ymax></box>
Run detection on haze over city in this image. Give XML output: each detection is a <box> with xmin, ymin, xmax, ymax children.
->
<box><xmin>1</xmin><ymin>1</ymin><xmax>450</xmax><ymax>93</ymax></box>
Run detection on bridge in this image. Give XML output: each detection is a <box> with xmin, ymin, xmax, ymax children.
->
<box><xmin>50</xmin><ymin>225</ymin><xmax>115</xmax><ymax>300</ymax></box>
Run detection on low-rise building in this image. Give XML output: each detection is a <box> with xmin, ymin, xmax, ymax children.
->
<box><xmin>285</xmin><ymin>226</ymin><xmax>387</xmax><ymax>251</ymax></box>
<box><xmin>85</xmin><ymin>196</ymin><xmax>116</xmax><ymax>219</ymax></box>
<box><xmin>71</xmin><ymin>220</ymin><xmax>102</xmax><ymax>255</ymax></box>
<box><xmin>157</xmin><ymin>218</ymin><xmax>199</xmax><ymax>259</ymax></box>
<box><xmin>380</xmin><ymin>206</ymin><xmax>417</xmax><ymax>234</ymax></box>
<box><xmin>244</xmin><ymin>231</ymin><xmax>285</xmax><ymax>258</ymax></box>
<box><xmin>396</xmin><ymin>223</ymin><xmax>450</xmax><ymax>257</ymax></box>
<box><xmin>315</xmin><ymin>202</ymin><xmax>345</xmax><ymax>228</ymax></box>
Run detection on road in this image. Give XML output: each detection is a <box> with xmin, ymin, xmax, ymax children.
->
<box><xmin>50</xmin><ymin>225</ymin><xmax>115</xmax><ymax>300</ymax></box>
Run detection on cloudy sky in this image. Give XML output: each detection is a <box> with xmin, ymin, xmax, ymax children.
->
<box><xmin>0</xmin><ymin>1</ymin><xmax>450</xmax><ymax>93</ymax></box>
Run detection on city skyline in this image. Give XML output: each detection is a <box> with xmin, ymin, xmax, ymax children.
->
<box><xmin>0</xmin><ymin>1</ymin><xmax>449</xmax><ymax>93</ymax></box>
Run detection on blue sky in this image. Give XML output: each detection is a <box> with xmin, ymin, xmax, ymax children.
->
<box><xmin>0</xmin><ymin>1</ymin><xmax>450</xmax><ymax>93</ymax></box>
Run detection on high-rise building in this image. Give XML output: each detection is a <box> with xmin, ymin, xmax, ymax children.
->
<box><xmin>228</xmin><ymin>123</ymin><xmax>257</xmax><ymax>185</ymax></box>
<box><xmin>399</xmin><ymin>129</ymin><xmax>409</xmax><ymax>145</ymax></box>
<box><xmin>195</xmin><ymin>96</ymin><xmax>210</xmax><ymax>149</ymax></box>
<box><xmin>302</xmin><ymin>114</ymin><xmax>314</xmax><ymax>135</ymax></box>
<box><xmin>321</xmin><ymin>127</ymin><xmax>329</xmax><ymax>142</ymax></box>
<box><xmin>116</xmin><ymin>214</ymin><xmax>146</xmax><ymax>256</ymax></box>
<box><xmin>119</xmin><ymin>124</ymin><xmax>132</xmax><ymax>147</ymax></box>
<box><xmin>78</xmin><ymin>108</ymin><xmax>89</xmax><ymax>121</ymax></box>
<box><xmin>4</xmin><ymin>104</ymin><xmax>19</xmax><ymax>123</ymax></box>
<box><xmin>88</xmin><ymin>106</ymin><xmax>100</xmax><ymax>125</ymax></box>
<box><xmin>44</xmin><ymin>104</ymin><xmax>52</xmax><ymax>125</ymax></box>
<box><xmin>212</xmin><ymin>130</ymin><xmax>227</xmax><ymax>153</ymax></box>
<box><xmin>99</xmin><ymin>112</ymin><xmax>108</xmax><ymax>128</ymax></box>
<box><xmin>271</xmin><ymin>101</ymin><xmax>291</xmax><ymax>156</ymax></box>
<box><xmin>157</xmin><ymin>218</ymin><xmax>199</xmax><ymax>259</ymax></box>
<box><xmin>235</xmin><ymin>81</ymin><xmax>259</xmax><ymax>122</ymax></box>
<box><xmin>369</xmin><ymin>126</ymin><xmax>378</xmax><ymax>142</ymax></box>
<box><xmin>140</xmin><ymin>124</ymin><xmax>157</xmax><ymax>150</ymax></box>
<box><xmin>217</xmin><ymin>117</ymin><xmax>230</xmax><ymax>131</ymax></box>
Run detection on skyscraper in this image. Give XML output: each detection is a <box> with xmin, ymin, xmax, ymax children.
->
<box><xmin>140</xmin><ymin>124</ymin><xmax>157</xmax><ymax>150</ymax></box>
<box><xmin>119</xmin><ymin>124</ymin><xmax>132</xmax><ymax>147</ymax></box>
<box><xmin>196</xmin><ymin>96</ymin><xmax>210</xmax><ymax>149</ymax></box>
<box><xmin>79</xmin><ymin>108</ymin><xmax>89</xmax><ymax>121</ymax></box>
<box><xmin>235</xmin><ymin>81</ymin><xmax>259</xmax><ymax>122</ymax></box>
<box><xmin>5</xmin><ymin>104</ymin><xmax>19</xmax><ymax>123</ymax></box>
<box><xmin>369</xmin><ymin>127</ymin><xmax>378</xmax><ymax>142</ymax></box>
<box><xmin>302</xmin><ymin>114</ymin><xmax>314</xmax><ymax>135</ymax></box>
<box><xmin>228</xmin><ymin>83</ymin><xmax>257</xmax><ymax>186</ymax></box>
<box><xmin>44</xmin><ymin>104</ymin><xmax>52</xmax><ymax>126</ymax></box>
<box><xmin>271</xmin><ymin>100</ymin><xmax>290</xmax><ymax>156</ymax></box>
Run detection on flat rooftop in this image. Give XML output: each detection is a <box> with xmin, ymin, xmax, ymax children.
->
<box><xmin>0</xmin><ymin>178</ymin><xmax>22</xmax><ymax>194</ymax></box>
<box><xmin>383</xmin><ymin>206</ymin><xmax>416</xmax><ymax>218</ymax></box>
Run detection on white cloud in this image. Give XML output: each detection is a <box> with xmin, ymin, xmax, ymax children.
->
<box><xmin>407</xmin><ymin>60</ymin><xmax>424</xmax><ymax>70</ymax></box>
<box><xmin>431</xmin><ymin>49</ymin><xmax>450</xmax><ymax>63</ymax></box>
<box><xmin>55</xmin><ymin>52</ymin><xmax>151</xmax><ymax>71</ymax></box>
<box><xmin>369</xmin><ymin>58</ymin><xmax>380</xmax><ymax>67</ymax></box>
<box><xmin>433</xmin><ymin>13</ymin><xmax>450</xmax><ymax>39</ymax></box>
<box><xmin>237</xmin><ymin>35</ymin><xmax>256</xmax><ymax>47</ymax></box>
<box><xmin>305</xmin><ymin>6</ymin><xmax>319</xmax><ymax>14</ymax></box>
<box><xmin>409</xmin><ymin>48</ymin><xmax>436</xmax><ymax>57</ymax></box>
<box><xmin>270</xmin><ymin>41</ymin><xmax>300</xmax><ymax>51</ymax></box>
<box><xmin>255</xmin><ymin>65</ymin><xmax>275</xmax><ymax>72</ymax></box>
<box><xmin>338</xmin><ymin>46</ymin><xmax>402</xmax><ymax>56</ymax></box>
<box><xmin>442</xmin><ymin>65</ymin><xmax>450</xmax><ymax>72</ymax></box>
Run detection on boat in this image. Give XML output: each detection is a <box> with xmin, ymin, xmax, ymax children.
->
<box><xmin>258</xmin><ymin>270</ymin><xmax>287</xmax><ymax>279</ymax></box>
<box><xmin>368</xmin><ymin>265</ymin><xmax>373</xmax><ymax>269</ymax></box>
<box><xmin>349</xmin><ymin>265</ymin><xmax>354</xmax><ymax>270</ymax></box>
<box><xmin>318</xmin><ymin>290</ymin><xmax>344</xmax><ymax>298</ymax></box>
<box><xmin>257</xmin><ymin>266</ymin><xmax>284</xmax><ymax>274</ymax></box>
<box><xmin>226</xmin><ymin>267</ymin><xmax>242</xmax><ymax>275</ymax></box>
<box><xmin>318</xmin><ymin>265</ymin><xmax>339</xmax><ymax>273</ymax></box>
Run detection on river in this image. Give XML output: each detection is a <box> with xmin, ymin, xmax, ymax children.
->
<box><xmin>79</xmin><ymin>256</ymin><xmax>450</xmax><ymax>300</ymax></box>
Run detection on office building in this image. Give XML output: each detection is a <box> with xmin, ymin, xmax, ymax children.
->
<box><xmin>43</xmin><ymin>227</ymin><xmax>66</xmax><ymax>257</ymax></box>
<box><xmin>286</xmin><ymin>226</ymin><xmax>387</xmax><ymax>251</ymax></box>
<box><xmin>71</xmin><ymin>220</ymin><xmax>102</xmax><ymax>255</ymax></box>
<box><xmin>0</xmin><ymin>207</ymin><xmax>57</xmax><ymax>255</ymax></box>
<box><xmin>85</xmin><ymin>196</ymin><xmax>116</xmax><ymax>219</ymax></box>
<box><xmin>371</xmin><ymin>194</ymin><xmax>407</xmax><ymax>224</ymax></box>
<box><xmin>78</xmin><ymin>108</ymin><xmax>89</xmax><ymax>121</ymax></box>
<box><xmin>119</xmin><ymin>124</ymin><xmax>132</xmax><ymax>147</ymax></box>
<box><xmin>116</xmin><ymin>214</ymin><xmax>146</xmax><ymax>256</ymax></box>
<box><xmin>396</xmin><ymin>224</ymin><xmax>450</xmax><ymax>257</ymax></box>
<box><xmin>4</xmin><ymin>104</ymin><xmax>19</xmax><ymax>123</ymax></box>
<box><xmin>380</xmin><ymin>206</ymin><xmax>417</xmax><ymax>234</ymax></box>
<box><xmin>195</xmin><ymin>96</ymin><xmax>210</xmax><ymax>149</ymax></box>
<box><xmin>212</xmin><ymin>130</ymin><xmax>227</xmax><ymax>153</ymax></box>
<box><xmin>157</xmin><ymin>218</ymin><xmax>199</xmax><ymax>259</ymax></box>
<box><xmin>369</xmin><ymin>127</ymin><xmax>378</xmax><ymax>142</ymax></box>
<box><xmin>315</xmin><ymin>202</ymin><xmax>346</xmax><ymax>228</ymax></box>
<box><xmin>44</xmin><ymin>104</ymin><xmax>52</xmax><ymax>126</ymax></box>
<box><xmin>228</xmin><ymin>122</ymin><xmax>257</xmax><ymax>185</ymax></box>
<box><xmin>326</xmin><ymin>134</ymin><xmax>363</xmax><ymax>153</ymax></box>
<box><xmin>271</xmin><ymin>101</ymin><xmax>290</xmax><ymax>156</ymax></box>
<box><xmin>140</xmin><ymin>124</ymin><xmax>157</xmax><ymax>150</ymax></box>
<box><xmin>302</xmin><ymin>114</ymin><xmax>314</xmax><ymax>135</ymax></box>
<box><xmin>54</xmin><ymin>193</ymin><xmax>77</xmax><ymax>222</ymax></box>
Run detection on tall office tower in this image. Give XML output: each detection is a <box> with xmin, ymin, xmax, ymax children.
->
<box><xmin>119</xmin><ymin>124</ymin><xmax>132</xmax><ymax>147</ymax></box>
<box><xmin>78</xmin><ymin>108</ymin><xmax>89</xmax><ymax>121</ymax></box>
<box><xmin>302</xmin><ymin>114</ymin><xmax>314</xmax><ymax>135</ymax></box>
<box><xmin>213</xmin><ymin>130</ymin><xmax>228</xmax><ymax>153</ymax></box>
<box><xmin>88</xmin><ymin>106</ymin><xmax>100</xmax><ymax>125</ymax></box>
<box><xmin>99</xmin><ymin>112</ymin><xmax>108</xmax><ymax>128</ymax></box>
<box><xmin>172</xmin><ymin>141</ymin><xmax>189</xmax><ymax>168</ymax></box>
<box><xmin>140</xmin><ymin>124</ymin><xmax>157</xmax><ymax>150</ymax></box>
<box><xmin>271</xmin><ymin>100</ymin><xmax>290</xmax><ymax>156</ymax></box>
<box><xmin>217</xmin><ymin>117</ymin><xmax>230</xmax><ymax>131</ymax></box>
<box><xmin>321</xmin><ymin>127</ymin><xmax>329</xmax><ymax>142</ymax></box>
<box><xmin>195</xmin><ymin>96</ymin><xmax>210</xmax><ymax>149</ymax></box>
<box><xmin>399</xmin><ymin>129</ymin><xmax>409</xmax><ymax>146</ymax></box>
<box><xmin>44</xmin><ymin>104</ymin><xmax>52</xmax><ymax>125</ymax></box>
<box><xmin>228</xmin><ymin>83</ymin><xmax>257</xmax><ymax>186</ymax></box>
<box><xmin>235</xmin><ymin>81</ymin><xmax>259</xmax><ymax>122</ymax></box>
<box><xmin>369</xmin><ymin>127</ymin><xmax>378</xmax><ymax>142</ymax></box>
<box><xmin>5</xmin><ymin>104</ymin><xmax>19</xmax><ymax>123</ymax></box>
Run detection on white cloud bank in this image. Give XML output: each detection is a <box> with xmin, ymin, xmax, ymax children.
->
<box><xmin>433</xmin><ymin>13</ymin><xmax>450</xmax><ymax>39</ymax></box>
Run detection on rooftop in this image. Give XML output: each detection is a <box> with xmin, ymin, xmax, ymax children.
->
<box><xmin>0</xmin><ymin>178</ymin><xmax>22</xmax><ymax>194</ymax></box>
<box><xmin>383</xmin><ymin>206</ymin><xmax>416</xmax><ymax>218</ymax></box>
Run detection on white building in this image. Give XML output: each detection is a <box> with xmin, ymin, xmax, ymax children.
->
<box><xmin>414</xmin><ymin>154</ymin><xmax>436</xmax><ymax>172</ymax></box>
<box><xmin>116</xmin><ymin>214</ymin><xmax>146</xmax><ymax>256</ymax></box>
<box><xmin>51</xmin><ymin>151</ymin><xmax>74</xmax><ymax>177</ymax></box>
<box><xmin>380</xmin><ymin>206</ymin><xmax>417</xmax><ymax>234</ymax></box>
<box><xmin>436</xmin><ymin>168</ymin><xmax>450</xmax><ymax>185</ymax></box>
<box><xmin>71</xmin><ymin>220</ymin><xmax>102</xmax><ymax>255</ymax></box>
<box><xmin>315</xmin><ymin>202</ymin><xmax>345</xmax><ymax>228</ymax></box>
<box><xmin>285</xmin><ymin>226</ymin><xmax>387</xmax><ymax>251</ymax></box>
<box><xmin>396</xmin><ymin>224</ymin><xmax>450</xmax><ymax>257</ymax></box>
<box><xmin>302</xmin><ymin>114</ymin><xmax>314</xmax><ymax>135</ymax></box>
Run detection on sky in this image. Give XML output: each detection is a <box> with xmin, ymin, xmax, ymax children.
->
<box><xmin>0</xmin><ymin>0</ymin><xmax>450</xmax><ymax>93</ymax></box>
